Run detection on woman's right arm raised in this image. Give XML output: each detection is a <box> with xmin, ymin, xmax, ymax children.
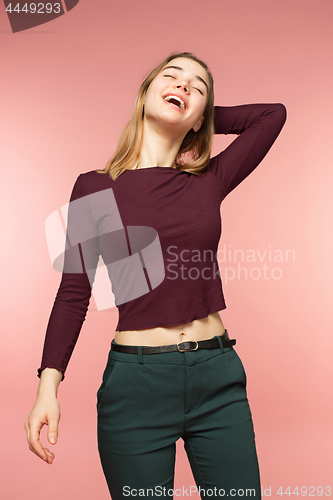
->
<box><xmin>24</xmin><ymin>367</ymin><xmax>63</xmax><ymax>464</ymax></box>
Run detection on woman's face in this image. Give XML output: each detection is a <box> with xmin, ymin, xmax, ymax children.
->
<box><xmin>143</xmin><ymin>57</ymin><xmax>209</xmax><ymax>137</ymax></box>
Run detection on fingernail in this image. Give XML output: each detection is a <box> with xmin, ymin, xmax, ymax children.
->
<box><xmin>50</xmin><ymin>437</ymin><xmax>56</xmax><ymax>443</ymax></box>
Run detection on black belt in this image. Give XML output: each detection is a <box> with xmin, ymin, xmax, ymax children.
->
<box><xmin>111</xmin><ymin>329</ymin><xmax>236</xmax><ymax>354</ymax></box>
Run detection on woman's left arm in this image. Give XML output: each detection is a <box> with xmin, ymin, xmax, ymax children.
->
<box><xmin>210</xmin><ymin>103</ymin><xmax>287</xmax><ymax>198</ymax></box>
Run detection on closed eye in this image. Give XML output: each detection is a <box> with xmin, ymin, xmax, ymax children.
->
<box><xmin>163</xmin><ymin>74</ymin><xmax>204</xmax><ymax>95</ymax></box>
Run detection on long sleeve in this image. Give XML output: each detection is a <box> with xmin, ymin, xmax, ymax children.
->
<box><xmin>210</xmin><ymin>103</ymin><xmax>287</xmax><ymax>198</ymax></box>
<box><xmin>37</xmin><ymin>175</ymin><xmax>100</xmax><ymax>381</ymax></box>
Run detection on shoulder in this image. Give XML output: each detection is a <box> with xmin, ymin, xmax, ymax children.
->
<box><xmin>70</xmin><ymin>170</ymin><xmax>114</xmax><ymax>201</ymax></box>
<box><xmin>78</xmin><ymin>169</ymin><xmax>110</xmax><ymax>184</ymax></box>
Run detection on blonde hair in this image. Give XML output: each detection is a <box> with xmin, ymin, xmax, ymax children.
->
<box><xmin>97</xmin><ymin>52</ymin><xmax>215</xmax><ymax>181</ymax></box>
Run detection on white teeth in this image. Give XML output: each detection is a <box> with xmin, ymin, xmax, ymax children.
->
<box><xmin>164</xmin><ymin>95</ymin><xmax>185</xmax><ymax>111</ymax></box>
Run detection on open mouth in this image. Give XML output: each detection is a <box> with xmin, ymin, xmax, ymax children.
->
<box><xmin>163</xmin><ymin>95</ymin><xmax>186</xmax><ymax>111</ymax></box>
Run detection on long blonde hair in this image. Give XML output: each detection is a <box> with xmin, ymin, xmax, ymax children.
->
<box><xmin>97</xmin><ymin>52</ymin><xmax>215</xmax><ymax>181</ymax></box>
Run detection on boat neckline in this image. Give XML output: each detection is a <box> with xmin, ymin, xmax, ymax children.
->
<box><xmin>127</xmin><ymin>166</ymin><xmax>179</xmax><ymax>171</ymax></box>
<box><xmin>93</xmin><ymin>166</ymin><xmax>182</xmax><ymax>173</ymax></box>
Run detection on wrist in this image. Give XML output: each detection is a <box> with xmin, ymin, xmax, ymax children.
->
<box><xmin>37</xmin><ymin>367</ymin><xmax>63</xmax><ymax>398</ymax></box>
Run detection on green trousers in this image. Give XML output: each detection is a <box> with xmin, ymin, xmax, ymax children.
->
<box><xmin>97</xmin><ymin>335</ymin><xmax>261</xmax><ymax>499</ymax></box>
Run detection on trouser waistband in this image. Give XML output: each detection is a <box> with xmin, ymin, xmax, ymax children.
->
<box><xmin>111</xmin><ymin>329</ymin><xmax>236</xmax><ymax>355</ymax></box>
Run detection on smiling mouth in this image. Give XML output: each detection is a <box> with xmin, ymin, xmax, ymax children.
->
<box><xmin>163</xmin><ymin>95</ymin><xmax>186</xmax><ymax>111</ymax></box>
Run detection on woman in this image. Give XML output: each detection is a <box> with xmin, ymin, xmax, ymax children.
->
<box><xmin>24</xmin><ymin>52</ymin><xmax>286</xmax><ymax>499</ymax></box>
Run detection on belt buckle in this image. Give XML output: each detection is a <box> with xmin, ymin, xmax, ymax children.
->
<box><xmin>177</xmin><ymin>340</ymin><xmax>199</xmax><ymax>352</ymax></box>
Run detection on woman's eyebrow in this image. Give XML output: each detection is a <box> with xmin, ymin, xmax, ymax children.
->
<box><xmin>163</xmin><ymin>65</ymin><xmax>208</xmax><ymax>92</ymax></box>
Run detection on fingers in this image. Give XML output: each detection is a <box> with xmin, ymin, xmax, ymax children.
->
<box><xmin>24</xmin><ymin>416</ymin><xmax>57</xmax><ymax>464</ymax></box>
<box><xmin>25</xmin><ymin>417</ymin><xmax>49</xmax><ymax>462</ymax></box>
<box><xmin>48</xmin><ymin>422</ymin><xmax>58</xmax><ymax>445</ymax></box>
<box><xmin>24</xmin><ymin>397</ymin><xmax>61</xmax><ymax>464</ymax></box>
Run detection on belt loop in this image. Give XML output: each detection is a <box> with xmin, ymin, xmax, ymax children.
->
<box><xmin>215</xmin><ymin>335</ymin><xmax>224</xmax><ymax>353</ymax></box>
<box><xmin>138</xmin><ymin>345</ymin><xmax>144</xmax><ymax>364</ymax></box>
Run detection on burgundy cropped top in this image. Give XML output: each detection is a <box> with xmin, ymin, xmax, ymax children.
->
<box><xmin>37</xmin><ymin>103</ymin><xmax>287</xmax><ymax>381</ymax></box>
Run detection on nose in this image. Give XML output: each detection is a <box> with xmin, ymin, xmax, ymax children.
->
<box><xmin>175</xmin><ymin>82</ymin><xmax>189</xmax><ymax>94</ymax></box>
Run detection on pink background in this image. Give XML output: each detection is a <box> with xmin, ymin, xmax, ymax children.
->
<box><xmin>1</xmin><ymin>0</ymin><xmax>332</xmax><ymax>498</ymax></box>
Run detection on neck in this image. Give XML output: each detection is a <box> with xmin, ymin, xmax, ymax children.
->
<box><xmin>137</xmin><ymin>118</ymin><xmax>186</xmax><ymax>169</ymax></box>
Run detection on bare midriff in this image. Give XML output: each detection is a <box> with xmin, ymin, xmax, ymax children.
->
<box><xmin>114</xmin><ymin>312</ymin><xmax>225</xmax><ymax>346</ymax></box>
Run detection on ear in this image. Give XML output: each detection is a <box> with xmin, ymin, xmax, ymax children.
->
<box><xmin>193</xmin><ymin>116</ymin><xmax>205</xmax><ymax>133</ymax></box>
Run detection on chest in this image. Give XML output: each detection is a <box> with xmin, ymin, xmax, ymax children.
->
<box><xmin>112</xmin><ymin>174</ymin><xmax>223</xmax><ymax>252</ymax></box>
